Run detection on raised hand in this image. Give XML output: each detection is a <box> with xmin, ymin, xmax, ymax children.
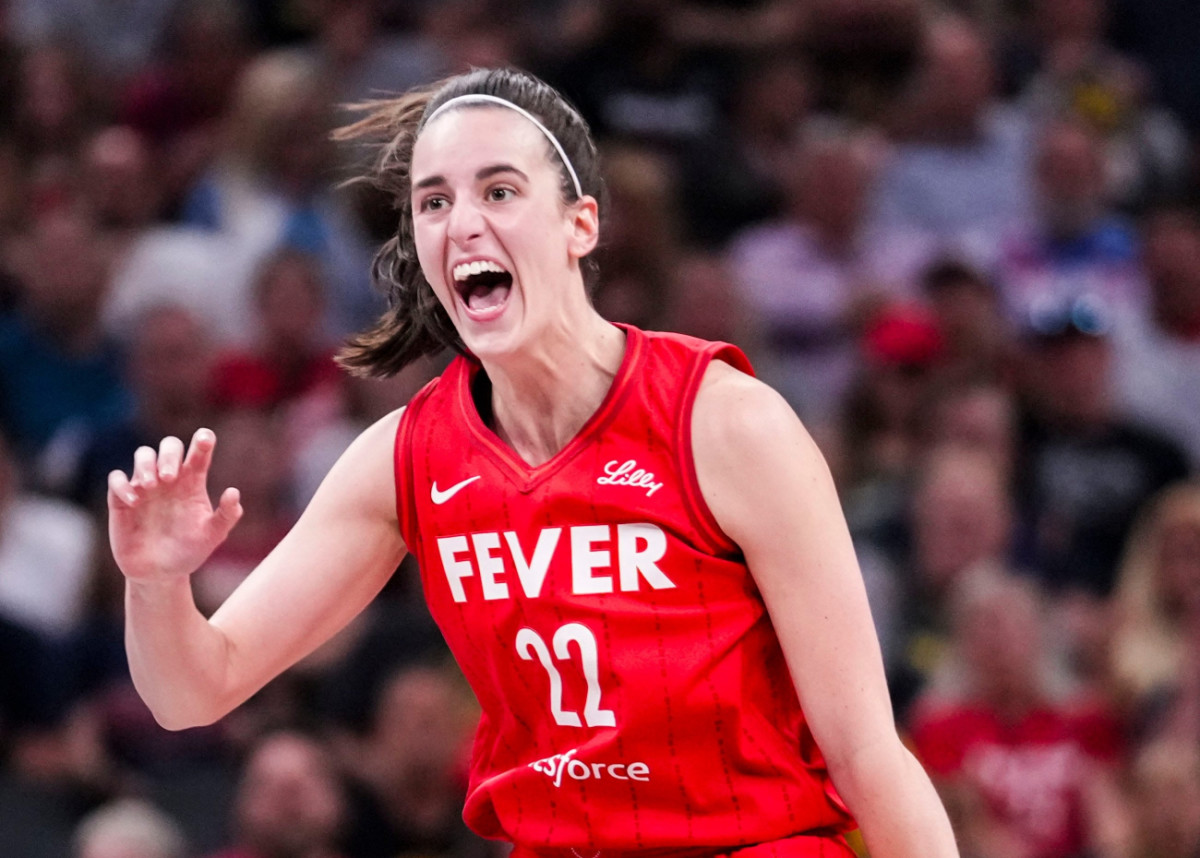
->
<box><xmin>108</xmin><ymin>428</ymin><xmax>243</xmax><ymax>583</ymax></box>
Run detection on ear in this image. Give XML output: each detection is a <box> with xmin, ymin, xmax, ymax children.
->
<box><xmin>566</xmin><ymin>195</ymin><xmax>600</xmax><ymax>260</ymax></box>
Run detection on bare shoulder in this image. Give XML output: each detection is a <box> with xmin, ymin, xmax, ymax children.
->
<box><xmin>692</xmin><ymin>359</ymin><xmax>818</xmax><ymax>467</ymax></box>
<box><xmin>692</xmin><ymin>360</ymin><xmax>830</xmax><ymax>544</ymax></box>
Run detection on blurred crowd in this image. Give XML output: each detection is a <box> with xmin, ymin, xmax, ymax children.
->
<box><xmin>0</xmin><ymin>0</ymin><xmax>1198</xmax><ymax>857</ymax></box>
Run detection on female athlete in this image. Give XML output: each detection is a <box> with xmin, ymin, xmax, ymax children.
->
<box><xmin>109</xmin><ymin>68</ymin><xmax>959</xmax><ymax>858</ymax></box>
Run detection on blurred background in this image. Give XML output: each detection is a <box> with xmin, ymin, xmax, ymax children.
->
<box><xmin>0</xmin><ymin>1</ymin><xmax>1198</xmax><ymax>856</ymax></box>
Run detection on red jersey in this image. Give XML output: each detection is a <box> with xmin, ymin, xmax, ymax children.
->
<box><xmin>394</xmin><ymin>326</ymin><xmax>856</xmax><ymax>854</ymax></box>
<box><xmin>909</xmin><ymin>697</ymin><xmax>1122</xmax><ymax>858</ymax></box>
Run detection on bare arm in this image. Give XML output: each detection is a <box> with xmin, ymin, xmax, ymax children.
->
<box><xmin>692</xmin><ymin>362</ymin><xmax>959</xmax><ymax>858</ymax></box>
<box><xmin>110</xmin><ymin>412</ymin><xmax>407</xmax><ymax>730</ymax></box>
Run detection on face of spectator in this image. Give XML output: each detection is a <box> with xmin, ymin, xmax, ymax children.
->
<box><xmin>1144</xmin><ymin>211</ymin><xmax>1200</xmax><ymax>326</ymax></box>
<box><xmin>959</xmin><ymin>579</ymin><xmax>1043</xmax><ymax>700</ymax></box>
<box><xmin>1130</xmin><ymin>745</ymin><xmax>1200</xmax><ymax>856</ymax></box>
<box><xmin>208</xmin><ymin>411</ymin><xmax>286</xmax><ymax>511</ymax></box>
<box><xmin>1158</xmin><ymin>518</ymin><xmax>1200</xmax><ymax>617</ymax></box>
<box><xmin>926</xmin><ymin>276</ymin><xmax>1003</xmax><ymax>357</ymax></box>
<box><xmin>1021</xmin><ymin>334</ymin><xmax>1111</xmax><ymax>427</ymax></box>
<box><xmin>928</xmin><ymin>386</ymin><xmax>1017</xmax><ymax>478</ymax></box>
<box><xmin>666</xmin><ymin>252</ymin><xmax>741</xmax><ymax>343</ymax></box>
<box><xmin>21</xmin><ymin>210</ymin><xmax>110</xmax><ymax>324</ymax></box>
<box><xmin>736</xmin><ymin>58</ymin><xmax>812</xmax><ymax>138</ymax></box>
<box><xmin>917</xmin><ymin>19</ymin><xmax>995</xmax><ymax>130</ymax></box>
<box><xmin>129</xmin><ymin>307</ymin><xmax>213</xmax><ymax>415</ymax></box>
<box><xmin>271</xmin><ymin>95</ymin><xmax>335</xmax><ymax>194</ymax></box>
<box><xmin>17</xmin><ymin>45</ymin><xmax>83</xmax><ymax>144</ymax></box>
<box><xmin>171</xmin><ymin>0</ymin><xmax>248</xmax><ymax>105</ymax></box>
<box><xmin>1035</xmin><ymin>122</ymin><xmax>1106</xmax><ymax>235</ymax></box>
<box><xmin>318</xmin><ymin>0</ymin><xmax>379</xmax><ymax>63</ymax></box>
<box><xmin>373</xmin><ymin>667</ymin><xmax>473</xmax><ymax>779</ymax></box>
<box><xmin>255</xmin><ymin>254</ymin><xmax>327</xmax><ymax>353</ymax></box>
<box><xmin>236</xmin><ymin>734</ymin><xmax>344</xmax><ymax>856</ymax></box>
<box><xmin>84</xmin><ymin>127</ymin><xmax>161</xmax><ymax>229</ymax></box>
<box><xmin>913</xmin><ymin>452</ymin><xmax>1012</xmax><ymax>591</ymax></box>
<box><xmin>790</xmin><ymin>141</ymin><xmax>870</xmax><ymax>243</ymax></box>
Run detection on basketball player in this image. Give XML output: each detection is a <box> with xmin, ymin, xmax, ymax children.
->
<box><xmin>109</xmin><ymin>69</ymin><xmax>959</xmax><ymax>858</ymax></box>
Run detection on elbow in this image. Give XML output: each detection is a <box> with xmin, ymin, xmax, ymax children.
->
<box><xmin>136</xmin><ymin>686</ymin><xmax>233</xmax><ymax>732</ymax></box>
<box><xmin>825</xmin><ymin>733</ymin><xmax>915</xmax><ymax>806</ymax></box>
<box><xmin>149</xmin><ymin>707</ymin><xmax>218</xmax><ymax>732</ymax></box>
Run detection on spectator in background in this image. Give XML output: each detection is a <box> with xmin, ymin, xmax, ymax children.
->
<box><xmin>180</xmin><ymin>50</ymin><xmax>377</xmax><ymax>339</ymax></box>
<box><xmin>11</xmin><ymin>42</ymin><xmax>96</xmax><ymax>162</ymax></box>
<box><xmin>1015</xmin><ymin>0</ymin><xmax>1189</xmax><ymax>211</ymax></box>
<box><xmin>10</xmin><ymin>0</ymin><xmax>181</xmax><ymax>87</ymax></box>
<box><xmin>80</xmin><ymin>126</ymin><xmax>165</xmax><ymax>257</ymax></box>
<box><xmin>1110</xmin><ymin>482</ymin><xmax>1200</xmax><ymax>747</ymax></box>
<box><xmin>301</xmin><ymin>0</ymin><xmax>447</xmax><ymax>120</ymax></box>
<box><xmin>0</xmin><ymin>207</ymin><xmax>131</xmax><ymax>485</ymax></box>
<box><xmin>678</xmin><ymin>52</ymin><xmax>812</xmax><ymax>245</ymax></box>
<box><xmin>662</xmin><ymin>249</ymin><xmax>747</xmax><ymax>346</ymax></box>
<box><xmin>1114</xmin><ymin>204</ymin><xmax>1200</xmax><ymax>467</ymax></box>
<box><xmin>885</xmin><ymin>446</ymin><xmax>1016</xmax><ymax>712</ymax></box>
<box><xmin>728</xmin><ymin>128</ymin><xmax>927</xmax><ymax>429</ymax></box>
<box><xmin>1013</xmin><ymin>295</ymin><xmax>1189</xmax><ymax>595</ymax></box>
<box><xmin>837</xmin><ymin>303</ymin><xmax>945</xmax><ymax>498</ymax></box>
<box><xmin>920</xmin><ymin>258</ymin><xmax>1013</xmax><ymax>383</ymax></box>
<box><xmin>206</xmin><ymin>731</ymin><xmax>346</xmax><ymax>858</ymax></box>
<box><xmin>341</xmin><ymin>663</ymin><xmax>491</xmax><ymax>858</ymax></box>
<box><xmin>75</xmin><ymin>798</ymin><xmax>187</xmax><ymax>858</ymax></box>
<box><xmin>919</xmin><ymin>380</ymin><xmax>1019</xmax><ymax>485</ymax></box>
<box><xmin>69</xmin><ymin>304</ymin><xmax>215</xmax><ymax>508</ymax></box>
<box><xmin>118</xmin><ymin>0</ymin><xmax>252</xmax><ymax>216</ymax></box>
<box><xmin>871</xmin><ymin>15</ymin><xmax>1034</xmax><ymax>252</ymax></box>
<box><xmin>992</xmin><ymin>118</ymin><xmax>1145</xmax><ymax>324</ymax></box>
<box><xmin>590</xmin><ymin>143</ymin><xmax>680</xmax><ymax>331</ymax></box>
<box><xmin>0</xmin><ymin>428</ymin><xmax>95</xmax><ymax>641</ymax></box>
<box><xmin>193</xmin><ymin>409</ymin><xmax>294</xmax><ymax>614</ymax></box>
<box><xmin>210</xmin><ymin>250</ymin><xmax>342</xmax><ymax>414</ymax></box>
<box><xmin>1125</xmin><ymin>740</ymin><xmax>1200</xmax><ymax>858</ymax></box>
<box><xmin>908</xmin><ymin>569</ymin><xmax>1128</xmax><ymax>858</ymax></box>
<box><xmin>802</xmin><ymin>0</ymin><xmax>925</xmax><ymax>124</ymax></box>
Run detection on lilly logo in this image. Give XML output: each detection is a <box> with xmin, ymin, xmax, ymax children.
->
<box><xmin>528</xmin><ymin>749</ymin><xmax>651</xmax><ymax>787</ymax></box>
<box><xmin>596</xmin><ymin>460</ymin><xmax>663</xmax><ymax>497</ymax></box>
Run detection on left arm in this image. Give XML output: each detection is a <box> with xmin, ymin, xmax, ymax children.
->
<box><xmin>692</xmin><ymin>362</ymin><xmax>959</xmax><ymax>858</ymax></box>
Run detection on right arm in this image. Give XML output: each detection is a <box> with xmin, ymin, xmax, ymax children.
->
<box><xmin>110</xmin><ymin>411</ymin><xmax>407</xmax><ymax>730</ymax></box>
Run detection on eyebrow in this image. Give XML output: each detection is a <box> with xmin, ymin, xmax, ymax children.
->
<box><xmin>413</xmin><ymin>163</ymin><xmax>531</xmax><ymax>191</ymax></box>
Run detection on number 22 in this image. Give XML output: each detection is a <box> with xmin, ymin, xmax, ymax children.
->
<box><xmin>516</xmin><ymin>623</ymin><xmax>616</xmax><ymax>728</ymax></box>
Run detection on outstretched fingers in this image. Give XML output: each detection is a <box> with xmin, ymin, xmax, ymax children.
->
<box><xmin>209</xmin><ymin>486</ymin><xmax>243</xmax><ymax>541</ymax></box>
<box><xmin>181</xmin><ymin>428</ymin><xmax>217</xmax><ymax>481</ymax></box>
<box><xmin>108</xmin><ymin>468</ymin><xmax>139</xmax><ymax>508</ymax></box>
<box><xmin>157</xmin><ymin>435</ymin><xmax>185</xmax><ymax>482</ymax></box>
<box><xmin>131</xmin><ymin>445</ymin><xmax>159</xmax><ymax>490</ymax></box>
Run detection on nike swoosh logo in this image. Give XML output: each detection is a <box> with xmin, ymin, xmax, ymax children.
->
<box><xmin>431</xmin><ymin>476</ymin><xmax>481</xmax><ymax>504</ymax></box>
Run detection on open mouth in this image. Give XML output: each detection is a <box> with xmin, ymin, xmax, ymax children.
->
<box><xmin>453</xmin><ymin>259</ymin><xmax>513</xmax><ymax>316</ymax></box>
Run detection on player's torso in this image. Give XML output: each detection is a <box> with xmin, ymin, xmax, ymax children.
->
<box><xmin>396</xmin><ymin>327</ymin><xmax>852</xmax><ymax>850</ymax></box>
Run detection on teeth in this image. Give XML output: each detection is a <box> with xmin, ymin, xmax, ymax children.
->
<box><xmin>453</xmin><ymin>260</ymin><xmax>507</xmax><ymax>282</ymax></box>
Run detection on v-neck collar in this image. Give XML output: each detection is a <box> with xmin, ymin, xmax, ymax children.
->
<box><xmin>455</xmin><ymin>323</ymin><xmax>645</xmax><ymax>493</ymax></box>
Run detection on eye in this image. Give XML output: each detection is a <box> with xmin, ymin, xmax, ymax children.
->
<box><xmin>418</xmin><ymin>195</ymin><xmax>448</xmax><ymax>213</ymax></box>
<box><xmin>487</xmin><ymin>186</ymin><xmax>515</xmax><ymax>203</ymax></box>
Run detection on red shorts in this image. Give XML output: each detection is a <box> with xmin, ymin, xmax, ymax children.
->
<box><xmin>511</xmin><ymin>832</ymin><xmax>859</xmax><ymax>858</ymax></box>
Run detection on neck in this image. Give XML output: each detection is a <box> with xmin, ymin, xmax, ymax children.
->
<box><xmin>484</xmin><ymin>312</ymin><xmax>626</xmax><ymax>467</ymax></box>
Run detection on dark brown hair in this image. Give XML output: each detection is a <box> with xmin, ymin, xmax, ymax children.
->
<box><xmin>334</xmin><ymin>67</ymin><xmax>604</xmax><ymax>378</ymax></box>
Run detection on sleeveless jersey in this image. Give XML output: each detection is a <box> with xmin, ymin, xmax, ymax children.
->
<box><xmin>394</xmin><ymin>325</ymin><xmax>856</xmax><ymax>854</ymax></box>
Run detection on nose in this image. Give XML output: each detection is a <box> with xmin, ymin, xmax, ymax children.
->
<box><xmin>446</xmin><ymin>196</ymin><xmax>485</xmax><ymax>247</ymax></box>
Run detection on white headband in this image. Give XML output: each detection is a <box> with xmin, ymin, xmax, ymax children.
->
<box><xmin>421</xmin><ymin>94</ymin><xmax>584</xmax><ymax>199</ymax></box>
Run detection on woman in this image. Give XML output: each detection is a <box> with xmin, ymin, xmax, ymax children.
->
<box><xmin>109</xmin><ymin>68</ymin><xmax>958</xmax><ymax>858</ymax></box>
